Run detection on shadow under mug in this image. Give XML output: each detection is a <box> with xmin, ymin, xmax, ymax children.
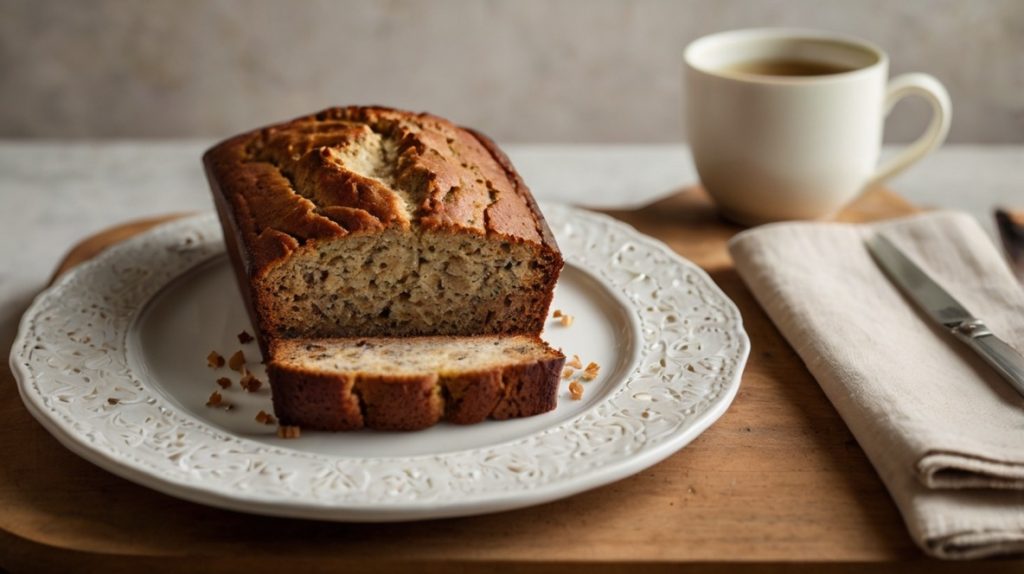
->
<box><xmin>684</xmin><ymin>28</ymin><xmax>951</xmax><ymax>225</ymax></box>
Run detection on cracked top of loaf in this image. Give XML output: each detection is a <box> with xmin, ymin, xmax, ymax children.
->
<box><xmin>204</xmin><ymin>106</ymin><xmax>559</xmax><ymax>277</ymax></box>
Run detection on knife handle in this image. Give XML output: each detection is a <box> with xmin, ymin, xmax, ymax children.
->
<box><xmin>952</xmin><ymin>326</ymin><xmax>1024</xmax><ymax>399</ymax></box>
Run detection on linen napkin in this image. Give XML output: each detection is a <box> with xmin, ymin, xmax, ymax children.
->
<box><xmin>729</xmin><ymin>211</ymin><xmax>1024</xmax><ymax>559</ymax></box>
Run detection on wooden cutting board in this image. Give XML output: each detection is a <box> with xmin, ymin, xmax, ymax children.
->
<box><xmin>1</xmin><ymin>188</ymin><xmax>1016</xmax><ymax>573</ymax></box>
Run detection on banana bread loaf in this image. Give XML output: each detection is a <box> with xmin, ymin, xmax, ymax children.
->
<box><xmin>204</xmin><ymin>106</ymin><xmax>563</xmax><ymax>351</ymax></box>
<box><xmin>268</xmin><ymin>336</ymin><xmax>565</xmax><ymax>431</ymax></box>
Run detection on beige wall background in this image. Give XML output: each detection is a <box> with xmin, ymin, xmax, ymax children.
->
<box><xmin>2</xmin><ymin>0</ymin><xmax>1022</xmax><ymax>142</ymax></box>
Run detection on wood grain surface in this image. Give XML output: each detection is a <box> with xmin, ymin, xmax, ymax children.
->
<box><xmin>2</xmin><ymin>188</ymin><xmax>1018</xmax><ymax>573</ymax></box>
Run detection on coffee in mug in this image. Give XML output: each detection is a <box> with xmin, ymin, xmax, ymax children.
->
<box><xmin>720</xmin><ymin>58</ymin><xmax>855</xmax><ymax>77</ymax></box>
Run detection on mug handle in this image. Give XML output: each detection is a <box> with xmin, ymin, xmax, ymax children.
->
<box><xmin>867</xmin><ymin>73</ymin><xmax>952</xmax><ymax>188</ymax></box>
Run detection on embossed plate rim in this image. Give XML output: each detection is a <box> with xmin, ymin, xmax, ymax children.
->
<box><xmin>10</xmin><ymin>203</ymin><xmax>750</xmax><ymax>521</ymax></box>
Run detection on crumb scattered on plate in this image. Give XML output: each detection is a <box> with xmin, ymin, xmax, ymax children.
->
<box><xmin>239</xmin><ymin>370</ymin><xmax>262</xmax><ymax>393</ymax></box>
<box><xmin>569</xmin><ymin>381</ymin><xmax>584</xmax><ymax>400</ymax></box>
<box><xmin>206</xmin><ymin>391</ymin><xmax>224</xmax><ymax>407</ymax></box>
<box><xmin>207</xmin><ymin>350</ymin><xmax>225</xmax><ymax>368</ymax></box>
<box><xmin>255</xmin><ymin>410</ymin><xmax>277</xmax><ymax>425</ymax></box>
<box><xmin>228</xmin><ymin>350</ymin><xmax>246</xmax><ymax>372</ymax></box>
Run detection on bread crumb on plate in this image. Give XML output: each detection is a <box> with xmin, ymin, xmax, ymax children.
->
<box><xmin>239</xmin><ymin>370</ymin><xmax>262</xmax><ymax>392</ymax></box>
<box><xmin>228</xmin><ymin>350</ymin><xmax>246</xmax><ymax>372</ymax></box>
<box><xmin>207</xmin><ymin>351</ymin><xmax>225</xmax><ymax>369</ymax></box>
<box><xmin>569</xmin><ymin>381</ymin><xmax>584</xmax><ymax>400</ymax></box>
<box><xmin>206</xmin><ymin>391</ymin><xmax>227</xmax><ymax>408</ymax></box>
<box><xmin>255</xmin><ymin>410</ymin><xmax>277</xmax><ymax>425</ymax></box>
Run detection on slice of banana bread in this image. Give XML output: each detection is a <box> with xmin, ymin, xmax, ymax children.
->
<box><xmin>204</xmin><ymin>106</ymin><xmax>563</xmax><ymax>352</ymax></box>
<box><xmin>267</xmin><ymin>336</ymin><xmax>565</xmax><ymax>431</ymax></box>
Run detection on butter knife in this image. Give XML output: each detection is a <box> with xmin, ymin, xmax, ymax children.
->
<box><xmin>866</xmin><ymin>234</ymin><xmax>1024</xmax><ymax>398</ymax></box>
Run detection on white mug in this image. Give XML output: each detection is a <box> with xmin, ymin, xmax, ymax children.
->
<box><xmin>684</xmin><ymin>29</ymin><xmax>951</xmax><ymax>224</ymax></box>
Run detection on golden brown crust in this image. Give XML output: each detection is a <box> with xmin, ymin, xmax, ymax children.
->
<box><xmin>208</xmin><ymin>158</ymin><xmax>274</xmax><ymax>356</ymax></box>
<box><xmin>464</xmin><ymin>128</ymin><xmax>561</xmax><ymax>253</ymax></box>
<box><xmin>355</xmin><ymin>373</ymin><xmax>444</xmax><ymax>431</ymax></box>
<box><xmin>265</xmin><ymin>367</ymin><xmax>365</xmax><ymax>431</ymax></box>
<box><xmin>490</xmin><ymin>359</ymin><xmax>563</xmax><ymax>420</ymax></box>
<box><xmin>266</xmin><ymin>339</ymin><xmax>565</xmax><ymax>431</ymax></box>
<box><xmin>203</xmin><ymin>106</ymin><xmax>561</xmax><ymax>279</ymax></box>
<box><xmin>444</xmin><ymin>370</ymin><xmax>503</xmax><ymax>425</ymax></box>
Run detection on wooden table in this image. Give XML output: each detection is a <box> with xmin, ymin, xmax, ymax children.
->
<box><xmin>1</xmin><ymin>188</ymin><xmax>1017</xmax><ymax>572</ymax></box>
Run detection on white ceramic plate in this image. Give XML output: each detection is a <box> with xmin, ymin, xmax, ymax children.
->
<box><xmin>10</xmin><ymin>204</ymin><xmax>749</xmax><ymax>521</ymax></box>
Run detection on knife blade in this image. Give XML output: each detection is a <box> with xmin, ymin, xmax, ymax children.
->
<box><xmin>995</xmin><ymin>208</ymin><xmax>1024</xmax><ymax>284</ymax></box>
<box><xmin>866</xmin><ymin>233</ymin><xmax>1024</xmax><ymax>398</ymax></box>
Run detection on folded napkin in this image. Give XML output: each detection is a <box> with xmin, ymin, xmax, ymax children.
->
<box><xmin>729</xmin><ymin>211</ymin><xmax>1024</xmax><ymax>559</ymax></box>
